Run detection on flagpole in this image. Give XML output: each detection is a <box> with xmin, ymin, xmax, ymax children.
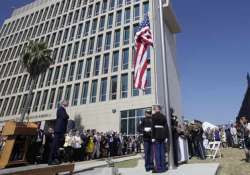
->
<box><xmin>158</xmin><ymin>0</ymin><xmax>176</xmax><ymax>170</ymax></box>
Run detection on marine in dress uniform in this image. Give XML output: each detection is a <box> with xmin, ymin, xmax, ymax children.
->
<box><xmin>152</xmin><ymin>105</ymin><xmax>169</xmax><ymax>173</ymax></box>
<box><xmin>139</xmin><ymin>109</ymin><xmax>154</xmax><ymax>172</ymax></box>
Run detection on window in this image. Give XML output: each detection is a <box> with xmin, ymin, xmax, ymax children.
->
<box><xmin>112</xmin><ymin>51</ymin><xmax>119</xmax><ymax>72</ymax></box>
<box><xmin>48</xmin><ymin>5</ymin><xmax>54</xmax><ymax>19</ymax></box>
<box><xmin>0</xmin><ymin>98</ymin><xmax>9</xmax><ymax>116</ymax></box>
<box><xmin>53</xmin><ymin>66</ymin><xmax>61</xmax><ymax>85</ymax></box>
<box><xmin>121</xmin><ymin>74</ymin><xmax>128</xmax><ymax>98</ymax></box>
<box><xmin>80</xmin><ymin>82</ymin><xmax>89</xmax><ymax>104</ymax></box>
<box><xmin>63</xmin><ymin>28</ymin><xmax>69</xmax><ymax>43</ymax></box>
<box><xmin>110</xmin><ymin>76</ymin><xmax>117</xmax><ymax>100</ymax></box>
<box><xmin>95</xmin><ymin>2</ymin><xmax>100</xmax><ymax>16</ymax></box>
<box><xmin>107</xmin><ymin>14</ymin><xmax>113</xmax><ymax>29</ymax></box>
<box><xmin>60</xmin><ymin>64</ymin><xmax>68</xmax><ymax>83</ymax></box>
<box><xmin>125</xmin><ymin>8</ymin><xmax>131</xmax><ymax>23</ymax></box>
<box><xmin>125</xmin><ymin>0</ymin><xmax>131</xmax><ymax>5</ymax></box>
<box><xmin>61</xmin><ymin>15</ymin><xmax>67</xmax><ymax>27</ymax></box>
<box><xmin>123</xmin><ymin>27</ymin><xmax>130</xmax><ymax>45</ymax></box>
<box><xmin>120</xmin><ymin>109</ymin><xmax>145</xmax><ymax>135</ymax></box>
<box><xmin>116</xmin><ymin>10</ymin><xmax>122</xmax><ymax>26</ymax></box>
<box><xmin>102</xmin><ymin>0</ymin><xmax>108</xmax><ymax>13</ymax></box>
<box><xmin>65</xmin><ymin>0</ymin><xmax>71</xmax><ymax>12</ymax></box>
<box><xmin>55</xmin><ymin>17</ymin><xmax>60</xmax><ymax>30</ymax></box>
<box><xmin>72</xmin><ymin>83</ymin><xmax>80</xmax><ymax>106</ymax></box>
<box><xmin>76</xmin><ymin>0</ymin><xmax>82</xmax><ymax>7</ymax></box>
<box><xmin>134</xmin><ymin>5</ymin><xmax>140</xmax><ymax>20</ymax></box>
<box><xmin>80</xmin><ymin>7</ymin><xmax>86</xmax><ymax>21</ymax></box>
<box><xmin>143</xmin><ymin>1</ymin><xmax>149</xmax><ymax>15</ymax></box>
<box><xmin>84</xmin><ymin>58</ymin><xmax>92</xmax><ymax>78</ymax></box>
<box><xmin>40</xmin><ymin>90</ymin><xmax>48</xmax><ymax>111</ymax></box>
<box><xmin>102</xmin><ymin>54</ymin><xmax>109</xmax><ymax>74</ymax></box>
<box><xmin>122</xmin><ymin>48</ymin><xmax>129</xmax><ymax>70</ymax></box>
<box><xmin>69</xmin><ymin>26</ymin><xmax>76</xmax><ymax>41</ymax></box>
<box><xmin>93</xmin><ymin>56</ymin><xmax>100</xmax><ymax>76</ymax></box>
<box><xmin>132</xmin><ymin>72</ymin><xmax>139</xmax><ymax>96</ymax></box>
<box><xmin>87</xmin><ymin>5</ymin><xmax>93</xmax><ymax>18</ymax></box>
<box><xmin>56</xmin><ymin>30</ymin><xmax>63</xmax><ymax>45</ymax></box>
<box><xmin>76</xmin><ymin>60</ymin><xmax>84</xmax><ymax>80</ymax></box>
<box><xmin>50</xmin><ymin>33</ymin><xmax>56</xmax><ymax>47</ymax></box>
<box><xmin>88</xmin><ymin>37</ymin><xmax>95</xmax><ymax>54</ymax></box>
<box><xmin>52</xmin><ymin>48</ymin><xmax>58</xmax><ymax>63</ymax></box>
<box><xmin>84</xmin><ymin>21</ymin><xmax>90</xmax><ymax>36</ymax></box>
<box><xmin>6</xmin><ymin>97</ymin><xmax>15</xmax><ymax>116</ymax></box>
<box><xmin>90</xmin><ymin>80</ymin><xmax>98</xmax><ymax>103</ymax></box>
<box><xmin>68</xmin><ymin>62</ymin><xmax>76</xmax><ymax>82</ymax></box>
<box><xmin>133</xmin><ymin>23</ymin><xmax>139</xmax><ymax>43</ymax></box>
<box><xmin>19</xmin><ymin>75</ymin><xmax>27</xmax><ymax>92</ymax></box>
<box><xmin>118</xmin><ymin>0</ymin><xmax>123</xmax><ymax>7</ymax></box>
<box><xmin>59</xmin><ymin>0</ymin><xmax>65</xmax><ymax>14</ymax></box>
<box><xmin>56</xmin><ymin>87</ymin><xmax>64</xmax><ymax>108</ymax></box>
<box><xmin>99</xmin><ymin>16</ymin><xmax>105</xmax><ymax>31</ymax></box>
<box><xmin>38</xmin><ymin>73</ymin><xmax>46</xmax><ymax>88</ymax></box>
<box><xmin>104</xmin><ymin>32</ymin><xmax>111</xmax><ymax>50</ymax></box>
<box><xmin>100</xmin><ymin>78</ymin><xmax>107</xmax><ymax>102</ymax></box>
<box><xmin>53</xmin><ymin>3</ymin><xmax>60</xmax><ymax>17</ymax></box>
<box><xmin>114</xmin><ymin>30</ymin><xmax>120</xmax><ymax>48</ymax></box>
<box><xmin>70</xmin><ymin>0</ymin><xmax>76</xmax><ymax>10</ymax></box>
<box><xmin>144</xmin><ymin>69</ymin><xmax>151</xmax><ymax>95</ymax></box>
<box><xmin>91</xmin><ymin>18</ymin><xmax>98</xmax><ymax>34</ymax></box>
<box><xmin>109</xmin><ymin>0</ymin><xmax>115</xmax><ymax>10</ymax></box>
<box><xmin>73</xmin><ymin>42</ymin><xmax>80</xmax><ymax>59</ymax></box>
<box><xmin>65</xmin><ymin>44</ymin><xmax>72</xmax><ymax>61</ymax></box>
<box><xmin>46</xmin><ymin>68</ymin><xmax>54</xmax><ymax>86</ymax></box>
<box><xmin>32</xmin><ymin>91</ymin><xmax>41</xmax><ymax>112</ymax></box>
<box><xmin>13</xmin><ymin>76</ymin><xmax>21</xmax><ymax>93</ymax></box>
<box><xmin>7</xmin><ymin>78</ymin><xmax>15</xmax><ymax>95</ymax></box>
<box><xmin>96</xmin><ymin>35</ymin><xmax>103</xmax><ymax>52</ymax></box>
<box><xmin>11</xmin><ymin>95</ymin><xmax>21</xmax><ymax>115</ymax></box>
<box><xmin>47</xmin><ymin>88</ymin><xmax>56</xmax><ymax>109</ymax></box>
<box><xmin>76</xmin><ymin>23</ymin><xmax>83</xmax><ymax>38</ymax></box>
<box><xmin>80</xmin><ymin>39</ymin><xmax>87</xmax><ymax>56</ymax></box>
<box><xmin>64</xmin><ymin>85</ymin><xmax>72</xmax><ymax>102</ymax></box>
<box><xmin>58</xmin><ymin>46</ymin><xmax>65</xmax><ymax>63</ymax></box>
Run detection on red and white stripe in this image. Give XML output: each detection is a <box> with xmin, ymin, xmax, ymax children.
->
<box><xmin>133</xmin><ymin>26</ymin><xmax>153</xmax><ymax>90</ymax></box>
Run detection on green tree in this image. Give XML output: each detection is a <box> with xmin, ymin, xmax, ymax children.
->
<box><xmin>20</xmin><ymin>41</ymin><xmax>53</xmax><ymax>122</ymax></box>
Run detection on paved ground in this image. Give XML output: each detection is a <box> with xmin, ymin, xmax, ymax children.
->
<box><xmin>118</xmin><ymin>160</ymin><xmax>219</xmax><ymax>175</ymax></box>
<box><xmin>0</xmin><ymin>154</ymin><xmax>141</xmax><ymax>175</ymax></box>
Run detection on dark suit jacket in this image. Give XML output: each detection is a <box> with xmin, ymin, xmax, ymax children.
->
<box><xmin>54</xmin><ymin>106</ymin><xmax>69</xmax><ymax>134</ymax></box>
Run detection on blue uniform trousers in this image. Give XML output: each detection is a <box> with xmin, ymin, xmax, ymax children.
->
<box><xmin>153</xmin><ymin>141</ymin><xmax>166</xmax><ymax>172</ymax></box>
<box><xmin>144</xmin><ymin>141</ymin><xmax>154</xmax><ymax>171</ymax></box>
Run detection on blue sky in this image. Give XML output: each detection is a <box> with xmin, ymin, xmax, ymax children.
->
<box><xmin>0</xmin><ymin>0</ymin><xmax>250</xmax><ymax>124</ymax></box>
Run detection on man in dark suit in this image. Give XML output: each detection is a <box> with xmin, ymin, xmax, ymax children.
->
<box><xmin>48</xmin><ymin>100</ymin><xmax>69</xmax><ymax>165</ymax></box>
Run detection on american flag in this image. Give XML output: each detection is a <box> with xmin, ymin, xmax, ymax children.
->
<box><xmin>133</xmin><ymin>15</ymin><xmax>153</xmax><ymax>90</ymax></box>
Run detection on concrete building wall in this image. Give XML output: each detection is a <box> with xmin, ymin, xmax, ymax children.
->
<box><xmin>0</xmin><ymin>0</ymin><xmax>182</xmax><ymax>132</ymax></box>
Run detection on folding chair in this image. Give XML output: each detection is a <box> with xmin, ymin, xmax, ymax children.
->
<box><xmin>206</xmin><ymin>141</ymin><xmax>222</xmax><ymax>159</ymax></box>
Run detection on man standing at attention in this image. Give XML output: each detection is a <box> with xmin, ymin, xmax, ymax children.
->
<box><xmin>139</xmin><ymin>108</ymin><xmax>154</xmax><ymax>172</ymax></box>
<box><xmin>49</xmin><ymin>100</ymin><xmax>69</xmax><ymax>165</ymax></box>
<box><xmin>152</xmin><ymin>105</ymin><xmax>169</xmax><ymax>173</ymax></box>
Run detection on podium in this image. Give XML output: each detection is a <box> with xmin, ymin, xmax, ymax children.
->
<box><xmin>0</xmin><ymin>121</ymin><xmax>37</xmax><ymax>169</ymax></box>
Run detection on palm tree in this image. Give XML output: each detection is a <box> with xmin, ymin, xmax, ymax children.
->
<box><xmin>20</xmin><ymin>41</ymin><xmax>53</xmax><ymax>122</ymax></box>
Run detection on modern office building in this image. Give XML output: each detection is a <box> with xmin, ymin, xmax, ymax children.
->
<box><xmin>0</xmin><ymin>0</ymin><xmax>181</xmax><ymax>134</ymax></box>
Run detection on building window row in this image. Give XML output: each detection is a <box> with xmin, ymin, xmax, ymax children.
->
<box><xmin>0</xmin><ymin>69</ymin><xmax>151</xmax><ymax>117</ymax></box>
<box><xmin>0</xmin><ymin>46</ymin><xmax>149</xmax><ymax>97</ymax></box>
<box><xmin>0</xmin><ymin>0</ymin><xmax>149</xmax><ymax>46</ymax></box>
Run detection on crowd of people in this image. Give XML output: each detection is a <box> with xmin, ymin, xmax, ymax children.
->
<box><xmin>27</xmin><ymin>126</ymin><xmax>142</xmax><ymax>165</ymax></box>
